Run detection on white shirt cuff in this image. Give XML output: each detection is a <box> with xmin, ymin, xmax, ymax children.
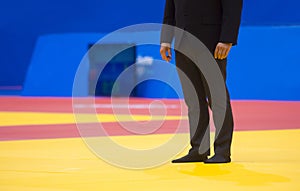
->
<box><xmin>161</xmin><ymin>43</ymin><xmax>171</xmax><ymax>48</ymax></box>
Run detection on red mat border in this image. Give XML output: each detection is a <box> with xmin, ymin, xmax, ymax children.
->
<box><xmin>1</xmin><ymin>97</ymin><xmax>300</xmax><ymax>141</ymax></box>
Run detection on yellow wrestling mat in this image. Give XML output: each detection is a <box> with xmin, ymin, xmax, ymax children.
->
<box><xmin>0</xmin><ymin>112</ymin><xmax>186</xmax><ymax>126</ymax></box>
<box><xmin>1</xmin><ymin>129</ymin><xmax>300</xmax><ymax>191</ymax></box>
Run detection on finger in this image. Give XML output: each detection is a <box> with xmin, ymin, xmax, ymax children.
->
<box><xmin>224</xmin><ymin>46</ymin><xmax>231</xmax><ymax>59</ymax></box>
<box><xmin>160</xmin><ymin>47</ymin><xmax>168</xmax><ymax>61</ymax></box>
<box><xmin>220</xmin><ymin>47</ymin><xmax>227</xmax><ymax>59</ymax></box>
<box><xmin>217</xmin><ymin>46</ymin><xmax>224</xmax><ymax>59</ymax></box>
<box><xmin>214</xmin><ymin>45</ymin><xmax>219</xmax><ymax>59</ymax></box>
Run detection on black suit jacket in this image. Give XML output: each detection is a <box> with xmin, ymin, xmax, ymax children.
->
<box><xmin>161</xmin><ymin>0</ymin><xmax>243</xmax><ymax>51</ymax></box>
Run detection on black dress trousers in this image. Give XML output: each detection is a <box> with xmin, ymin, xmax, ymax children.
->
<box><xmin>161</xmin><ymin>0</ymin><xmax>242</xmax><ymax>157</ymax></box>
<box><xmin>175</xmin><ymin>50</ymin><xmax>234</xmax><ymax>157</ymax></box>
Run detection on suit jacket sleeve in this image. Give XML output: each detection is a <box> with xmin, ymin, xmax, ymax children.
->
<box><xmin>219</xmin><ymin>0</ymin><xmax>243</xmax><ymax>45</ymax></box>
<box><xmin>160</xmin><ymin>0</ymin><xmax>176</xmax><ymax>44</ymax></box>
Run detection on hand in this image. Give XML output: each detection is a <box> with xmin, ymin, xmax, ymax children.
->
<box><xmin>214</xmin><ymin>42</ymin><xmax>232</xmax><ymax>60</ymax></box>
<box><xmin>160</xmin><ymin>44</ymin><xmax>172</xmax><ymax>62</ymax></box>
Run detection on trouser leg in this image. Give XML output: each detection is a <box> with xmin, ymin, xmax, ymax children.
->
<box><xmin>175</xmin><ymin>51</ymin><xmax>210</xmax><ymax>156</ymax></box>
<box><xmin>176</xmin><ymin>51</ymin><xmax>234</xmax><ymax>157</ymax></box>
<box><xmin>205</xmin><ymin>58</ymin><xmax>234</xmax><ymax>157</ymax></box>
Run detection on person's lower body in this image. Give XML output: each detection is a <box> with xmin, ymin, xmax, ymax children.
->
<box><xmin>172</xmin><ymin>51</ymin><xmax>234</xmax><ymax>163</ymax></box>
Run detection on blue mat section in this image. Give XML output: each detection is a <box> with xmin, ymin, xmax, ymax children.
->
<box><xmin>22</xmin><ymin>26</ymin><xmax>300</xmax><ymax>100</ymax></box>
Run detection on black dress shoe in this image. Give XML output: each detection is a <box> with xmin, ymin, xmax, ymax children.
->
<box><xmin>172</xmin><ymin>153</ymin><xmax>208</xmax><ymax>163</ymax></box>
<box><xmin>204</xmin><ymin>155</ymin><xmax>231</xmax><ymax>164</ymax></box>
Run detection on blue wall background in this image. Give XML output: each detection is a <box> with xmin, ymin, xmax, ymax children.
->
<box><xmin>0</xmin><ymin>0</ymin><xmax>165</xmax><ymax>86</ymax></box>
<box><xmin>1</xmin><ymin>0</ymin><xmax>300</xmax><ymax>100</ymax></box>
